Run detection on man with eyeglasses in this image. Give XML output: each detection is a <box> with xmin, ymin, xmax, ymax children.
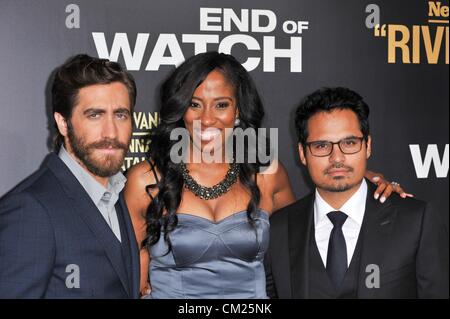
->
<box><xmin>264</xmin><ymin>87</ymin><xmax>448</xmax><ymax>299</ymax></box>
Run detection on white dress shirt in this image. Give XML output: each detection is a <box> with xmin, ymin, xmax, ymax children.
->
<box><xmin>314</xmin><ymin>179</ymin><xmax>368</xmax><ymax>267</ymax></box>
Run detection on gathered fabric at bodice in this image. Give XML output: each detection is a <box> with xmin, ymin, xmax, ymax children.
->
<box><xmin>148</xmin><ymin>209</ymin><xmax>270</xmax><ymax>299</ymax></box>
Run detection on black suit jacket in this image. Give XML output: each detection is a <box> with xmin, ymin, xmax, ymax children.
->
<box><xmin>265</xmin><ymin>181</ymin><xmax>449</xmax><ymax>298</ymax></box>
<box><xmin>0</xmin><ymin>153</ymin><xmax>140</xmax><ymax>298</ymax></box>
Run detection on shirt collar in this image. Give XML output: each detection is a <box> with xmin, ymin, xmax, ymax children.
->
<box><xmin>58</xmin><ymin>146</ymin><xmax>126</xmax><ymax>206</ymax></box>
<box><xmin>314</xmin><ymin>179</ymin><xmax>368</xmax><ymax>228</ymax></box>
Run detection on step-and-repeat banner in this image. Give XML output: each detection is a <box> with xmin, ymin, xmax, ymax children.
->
<box><xmin>0</xmin><ymin>0</ymin><xmax>448</xmax><ymax>229</ymax></box>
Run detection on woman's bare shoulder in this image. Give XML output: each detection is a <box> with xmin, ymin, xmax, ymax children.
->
<box><xmin>124</xmin><ymin>159</ymin><xmax>160</xmax><ymax>213</ymax></box>
<box><xmin>126</xmin><ymin>159</ymin><xmax>160</xmax><ymax>188</ymax></box>
<box><xmin>256</xmin><ymin>159</ymin><xmax>295</xmax><ymax>212</ymax></box>
<box><xmin>256</xmin><ymin>159</ymin><xmax>288</xmax><ymax>190</ymax></box>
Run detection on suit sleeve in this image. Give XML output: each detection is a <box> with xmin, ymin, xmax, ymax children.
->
<box><xmin>0</xmin><ymin>192</ymin><xmax>56</xmax><ymax>298</ymax></box>
<box><xmin>264</xmin><ymin>241</ymin><xmax>278</xmax><ymax>299</ymax></box>
<box><xmin>416</xmin><ymin>202</ymin><xmax>449</xmax><ymax>298</ymax></box>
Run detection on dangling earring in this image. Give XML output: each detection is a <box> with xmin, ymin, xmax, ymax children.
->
<box><xmin>234</xmin><ymin>117</ymin><xmax>240</xmax><ymax>127</ymax></box>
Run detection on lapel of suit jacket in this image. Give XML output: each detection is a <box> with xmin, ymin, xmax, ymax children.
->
<box><xmin>357</xmin><ymin>181</ymin><xmax>398</xmax><ymax>298</ymax></box>
<box><xmin>289</xmin><ymin>194</ymin><xmax>315</xmax><ymax>299</ymax></box>
<box><xmin>46</xmin><ymin>153</ymin><xmax>131</xmax><ymax>297</ymax></box>
<box><xmin>117</xmin><ymin>192</ymin><xmax>140</xmax><ymax>299</ymax></box>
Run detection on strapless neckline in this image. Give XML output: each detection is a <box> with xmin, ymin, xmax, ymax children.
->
<box><xmin>150</xmin><ymin>208</ymin><xmax>270</xmax><ymax>299</ymax></box>
<box><xmin>175</xmin><ymin>209</ymin><xmax>269</xmax><ymax>225</ymax></box>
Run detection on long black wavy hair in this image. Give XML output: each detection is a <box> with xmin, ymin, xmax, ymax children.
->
<box><xmin>144</xmin><ymin>52</ymin><xmax>266</xmax><ymax>250</ymax></box>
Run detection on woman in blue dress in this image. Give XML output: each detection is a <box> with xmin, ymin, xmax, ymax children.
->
<box><xmin>124</xmin><ymin>52</ymin><xmax>409</xmax><ymax>299</ymax></box>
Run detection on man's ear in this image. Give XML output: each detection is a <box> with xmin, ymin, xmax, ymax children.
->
<box><xmin>54</xmin><ymin>112</ymin><xmax>68</xmax><ymax>137</ymax></box>
<box><xmin>298</xmin><ymin>143</ymin><xmax>307</xmax><ymax>166</ymax></box>
<box><xmin>366</xmin><ymin>135</ymin><xmax>372</xmax><ymax>159</ymax></box>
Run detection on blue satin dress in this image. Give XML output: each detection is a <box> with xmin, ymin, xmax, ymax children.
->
<box><xmin>147</xmin><ymin>210</ymin><xmax>270</xmax><ymax>299</ymax></box>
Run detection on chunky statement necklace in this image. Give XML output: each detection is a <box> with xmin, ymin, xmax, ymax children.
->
<box><xmin>179</xmin><ymin>162</ymin><xmax>240</xmax><ymax>200</ymax></box>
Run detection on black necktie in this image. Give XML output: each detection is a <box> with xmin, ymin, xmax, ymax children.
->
<box><xmin>326</xmin><ymin>211</ymin><xmax>348</xmax><ymax>289</ymax></box>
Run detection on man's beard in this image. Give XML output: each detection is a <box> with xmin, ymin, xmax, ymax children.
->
<box><xmin>319</xmin><ymin>163</ymin><xmax>356</xmax><ymax>193</ymax></box>
<box><xmin>320</xmin><ymin>181</ymin><xmax>354</xmax><ymax>192</ymax></box>
<box><xmin>67</xmin><ymin>122</ymin><xmax>129</xmax><ymax>178</ymax></box>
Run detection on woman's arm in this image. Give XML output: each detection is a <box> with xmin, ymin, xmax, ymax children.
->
<box><xmin>262</xmin><ymin>160</ymin><xmax>296</xmax><ymax>212</ymax></box>
<box><xmin>124</xmin><ymin>160</ymin><xmax>157</xmax><ymax>297</ymax></box>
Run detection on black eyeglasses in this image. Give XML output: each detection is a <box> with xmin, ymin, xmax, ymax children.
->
<box><xmin>305</xmin><ymin>137</ymin><xmax>365</xmax><ymax>157</ymax></box>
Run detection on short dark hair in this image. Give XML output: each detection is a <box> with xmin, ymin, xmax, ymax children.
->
<box><xmin>294</xmin><ymin>87</ymin><xmax>370</xmax><ymax>145</ymax></box>
<box><xmin>51</xmin><ymin>54</ymin><xmax>136</xmax><ymax>150</ymax></box>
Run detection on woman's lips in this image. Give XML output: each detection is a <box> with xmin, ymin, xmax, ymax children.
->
<box><xmin>194</xmin><ymin>128</ymin><xmax>222</xmax><ymax>141</ymax></box>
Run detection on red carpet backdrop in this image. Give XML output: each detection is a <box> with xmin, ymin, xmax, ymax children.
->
<box><xmin>0</xmin><ymin>0</ymin><xmax>448</xmax><ymax>230</ymax></box>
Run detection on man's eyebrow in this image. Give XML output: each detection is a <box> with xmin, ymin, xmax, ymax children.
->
<box><xmin>83</xmin><ymin>108</ymin><xmax>105</xmax><ymax>114</ymax></box>
<box><xmin>82</xmin><ymin>107</ymin><xmax>131</xmax><ymax>114</ymax></box>
<box><xmin>114</xmin><ymin>107</ymin><xmax>131</xmax><ymax>114</ymax></box>
<box><xmin>309</xmin><ymin>135</ymin><xmax>361</xmax><ymax>143</ymax></box>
